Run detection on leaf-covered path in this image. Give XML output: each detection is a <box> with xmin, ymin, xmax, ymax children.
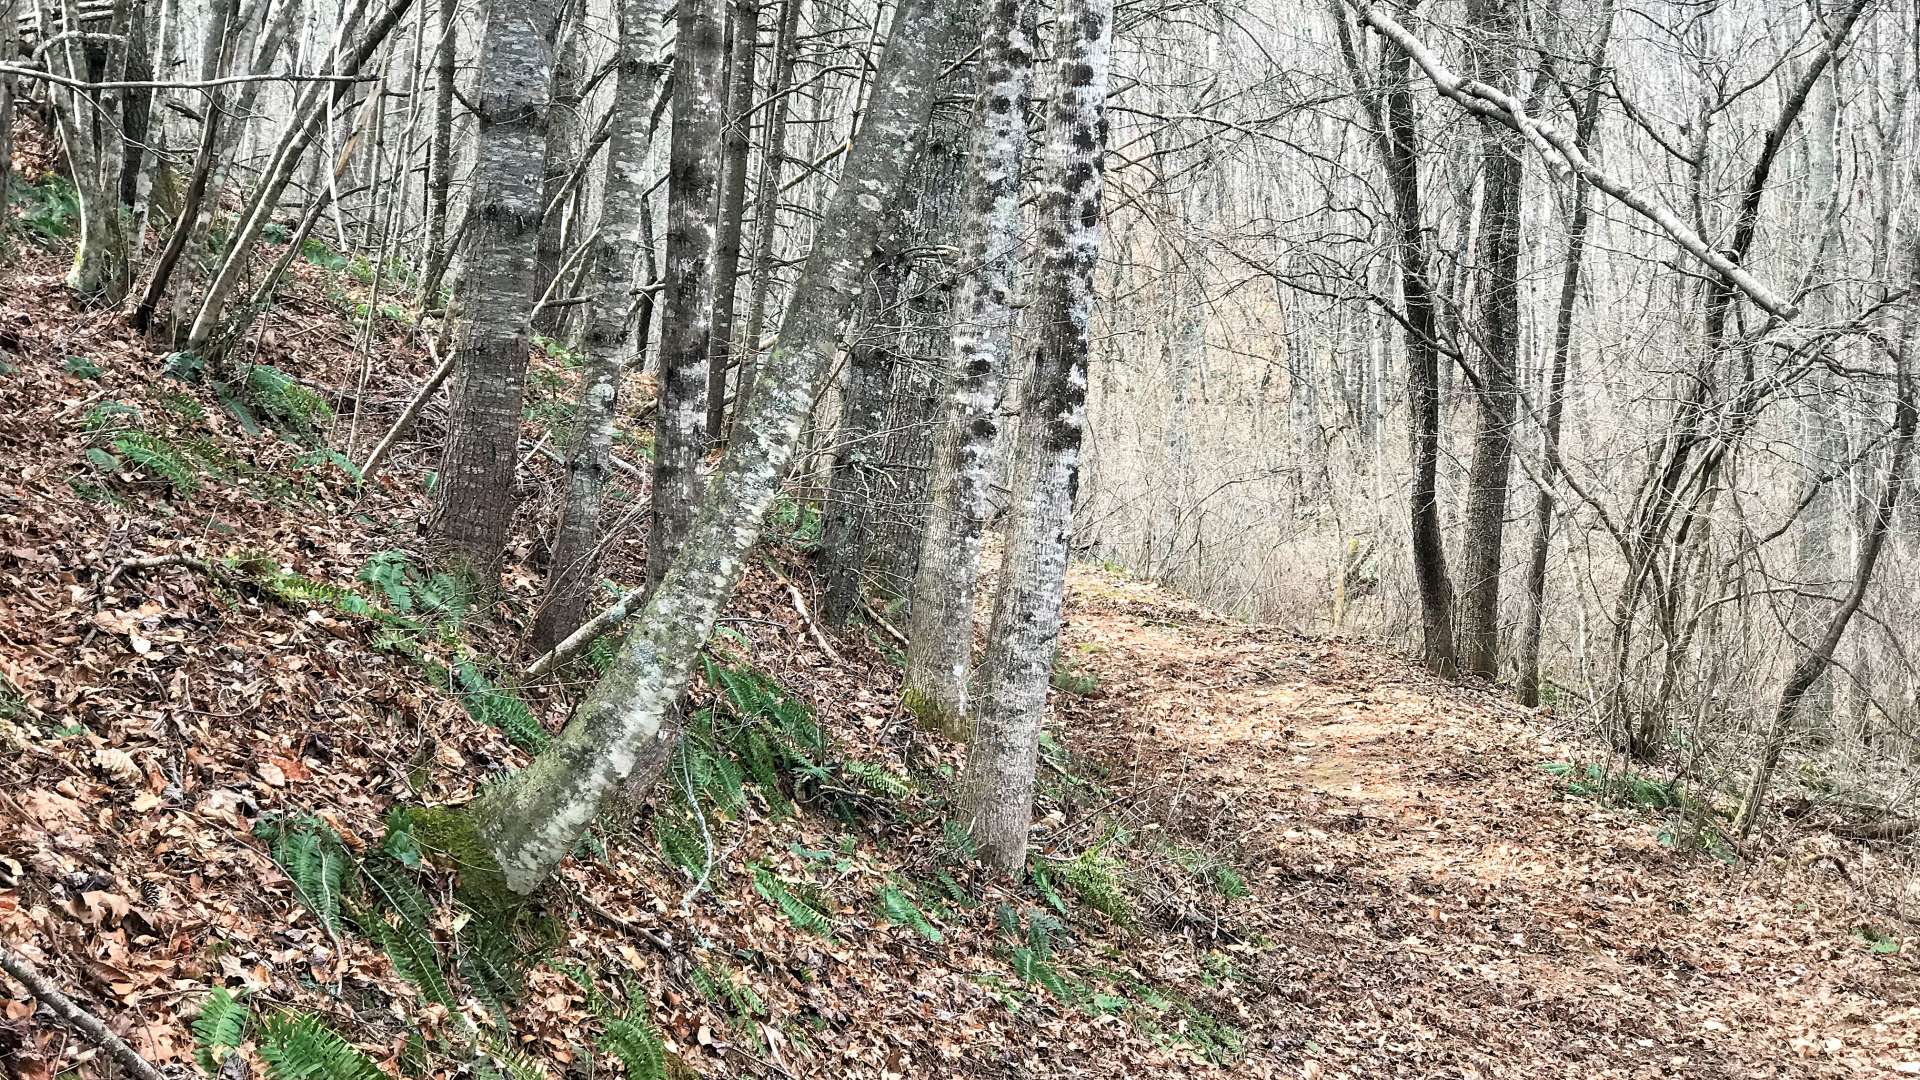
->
<box><xmin>1056</xmin><ymin>570</ymin><xmax>1920</xmax><ymax>1078</ymax></box>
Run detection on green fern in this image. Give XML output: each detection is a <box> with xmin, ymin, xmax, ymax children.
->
<box><xmin>1063</xmin><ymin>849</ymin><xmax>1133</xmax><ymax>926</ymax></box>
<box><xmin>598</xmin><ymin>1016</ymin><xmax>666</xmax><ymax>1080</ymax></box>
<box><xmin>245</xmin><ymin>364</ymin><xmax>333</xmax><ymax>441</ymax></box>
<box><xmin>257</xmin><ymin>1013</ymin><xmax>385</xmax><ymax>1080</ymax></box>
<box><xmin>877</xmin><ymin>883</ymin><xmax>942</xmax><ymax>943</ymax></box>
<box><xmin>192</xmin><ymin>987</ymin><xmax>250</xmax><ymax>1074</ymax></box>
<box><xmin>256</xmin><ymin>815</ymin><xmax>352</xmax><ymax>937</ymax></box>
<box><xmin>843</xmin><ymin>759</ymin><xmax>913</xmax><ymax>800</ymax></box>
<box><xmin>453</xmin><ymin>661</ymin><xmax>548</xmax><ymax>753</ymax></box>
<box><xmin>360</xmin><ymin>906</ymin><xmax>455</xmax><ymax>1009</ymax></box>
<box><xmin>112</xmin><ymin>431</ymin><xmax>198</xmax><ymax>493</ymax></box>
<box><xmin>750</xmin><ymin>864</ymin><xmax>832</xmax><ymax>937</ymax></box>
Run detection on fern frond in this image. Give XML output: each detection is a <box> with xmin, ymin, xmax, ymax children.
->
<box><xmin>598</xmin><ymin>1016</ymin><xmax>666</xmax><ymax>1080</ymax></box>
<box><xmin>877</xmin><ymin>883</ymin><xmax>942</xmax><ymax>943</ymax></box>
<box><xmin>192</xmin><ymin>987</ymin><xmax>250</xmax><ymax>1075</ymax></box>
<box><xmin>256</xmin><ymin>816</ymin><xmax>353</xmax><ymax>936</ymax></box>
<box><xmin>257</xmin><ymin>1012</ymin><xmax>385</xmax><ymax>1080</ymax></box>
<box><xmin>750</xmin><ymin>865</ymin><xmax>831</xmax><ymax>937</ymax></box>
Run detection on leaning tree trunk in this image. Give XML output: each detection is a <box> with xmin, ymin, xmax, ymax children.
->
<box><xmin>530</xmin><ymin>0</ymin><xmax>666</xmax><ymax>652</ymax></box>
<box><xmin>649</xmin><ymin>0</ymin><xmax>728</xmax><ymax>586</ymax></box>
<box><xmin>480</xmin><ymin>0</ymin><xmax>962</xmax><ymax>894</ymax></box>
<box><xmin>1733</xmin><ymin>326</ymin><xmax>1916</xmax><ymax>836</ymax></box>
<box><xmin>431</xmin><ymin>0</ymin><xmax>559</xmax><ymax>586</ymax></box>
<box><xmin>957</xmin><ymin>0</ymin><xmax>1109</xmax><ymax>876</ymax></box>
<box><xmin>902</xmin><ymin>0</ymin><xmax>1035</xmax><ymax>735</ymax></box>
<box><xmin>706</xmin><ymin>0</ymin><xmax>759</xmax><ymax>442</ymax></box>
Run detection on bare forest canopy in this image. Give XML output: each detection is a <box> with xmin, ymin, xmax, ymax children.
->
<box><xmin>2</xmin><ymin>0</ymin><xmax>1919</xmax><ymax>1074</ymax></box>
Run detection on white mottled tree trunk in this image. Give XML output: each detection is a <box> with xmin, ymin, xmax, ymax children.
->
<box><xmin>531</xmin><ymin>0</ymin><xmax>665</xmax><ymax>652</ymax></box>
<box><xmin>480</xmin><ymin>0</ymin><xmax>962</xmax><ymax>894</ymax></box>
<box><xmin>902</xmin><ymin>0</ymin><xmax>1035</xmax><ymax>736</ymax></box>
<box><xmin>957</xmin><ymin>0</ymin><xmax>1109</xmax><ymax>876</ymax></box>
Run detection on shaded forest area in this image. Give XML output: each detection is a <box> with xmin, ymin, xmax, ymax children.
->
<box><xmin>2</xmin><ymin>0</ymin><xmax>1919</xmax><ymax>1074</ymax></box>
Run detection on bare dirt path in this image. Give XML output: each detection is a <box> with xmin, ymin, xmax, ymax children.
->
<box><xmin>1056</xmin><ymin>570</ymin><xmax>1920</xmax><ymax>1079</ymax></box>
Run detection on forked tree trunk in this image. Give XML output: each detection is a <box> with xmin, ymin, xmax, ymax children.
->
<box><xmin>1454</xmin><ymin>0</ymin><xmax>1525</xmax><ymax>680</ymax></box>
<box><xmin>903</xmin><ymin>0</ymin><xmax>1035</xmax><ymax>735</ymax></box>
<box><xmin>649</xmin><ymin>0</ymin><xmax>728</xmax><ymax>585</ymax></box>
<box><xmin>531</xmin><ymin>0</ymin><xmax>665</xmax><ymax>652</ymax></box>
<box><xmin>957</xmin><ymin>0</ymin><xmax>1109</xmax><ymax>876</ymax></box>
<box><xmin>431</xmin><ymin>0</ymin><xmax>558</xmax><ymax>585</ymax></box>
<box><xmin>480</xmin><ymin>0</ymin><xmax>960</xmax><ymax>893</ymax></box>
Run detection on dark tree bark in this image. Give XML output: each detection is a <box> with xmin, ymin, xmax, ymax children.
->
<box><xmin>417</xmin><ymin>0</ymin><xmax>458</xmax><ymax>307</ymax></box>
<box><xmin>649</xmin><ymin>0</ymin><xmax>728</xmax><ymax>586</ymax></box>
<box><xmin>1454</xmin><ymin>0</ymin><xmax>1526</xmax><ymax>680</ymax></box>
<box><xmin>819</xmin><ymin>262</ymin><xmax>903</xmax><ymax>626</ymax></box>
<box><xmin>706</xmin><ymin>0</ymin><xmax>759</xmax><ymax>442</ymax></box>
<box><xmin>432</xmin><ymin>0</ymin><xmax>559</xmax><ymax>586</ymax></box>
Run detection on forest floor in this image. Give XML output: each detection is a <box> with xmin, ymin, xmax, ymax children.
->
<box><xmin>0</xmin><ymin>223</ymin><xmax>1917</xmax><ymax>1080</ymax></box>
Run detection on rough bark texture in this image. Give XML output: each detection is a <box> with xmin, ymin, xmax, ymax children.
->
<box><xmin>903</xmin><ymin>0</ymin><xmax>1034</xmax><ymax>735</ymax></box>
<box><xmin>649</xmin><ymin>0</ymin><xmax>728</xmax><ymax>586</ymax></box>
<box><xmin>432</xmin><ymin>0</ymin><xmax>558</xmax><ymax>586</ymax></box>
<box><xmin>958</xmin><ymin>0</ymin><xmax>1108</xmax><ymax>876</ymax></box>
<box><xmin>480</xmin><ymin>0</ymin><xmax>960</xmax><ymax>893</ymax></box>
<box><xmin>1454</xmin><ymin>0</ymin><xmax>1524</xmax><ymax>680</ymax></box>
<box><xmin>49</xmin><ymin>0</ymin><xmax>134</xmax><ymax>304</ymax></box>
<box><xmin>735</xmin><ymin>0</ymin><xmax>802</xmax><ymax>415</ymax></box>
<box><xmin>706</xmin><ymin>0</ymin><xmax>759</xmax><ymax>442</ymax></box>
<box><xmin>531</xmin><ymin>0</ymin><xmax>665</xmax><ymax>652</ymax></box>
<box><xmin>819</xmin><ymin>264</ymin><xmax>903</xmax><ymax>626</ymax></box>
<box><xmin>531</xmin><ymin>0</ymin><xmax>584</xmax><ymax>335</ymax></box>
<box><xmin>417</xmin><ymin>0</ymin><xmax>457</xmax><ymax>307</ymax></box>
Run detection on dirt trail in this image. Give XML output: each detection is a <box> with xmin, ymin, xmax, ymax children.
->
<box><xmin>1056</xmin><ymin>569</ymin><xmax>1920</xmax><ymax>1079</ymax></box>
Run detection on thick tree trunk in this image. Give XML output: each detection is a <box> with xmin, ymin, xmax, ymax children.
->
<box><xmin>902</xmin><ymin>0</ymin><xmax>1034</xmax><ymax>735</ymax></box>
<box><xmin>531</xmin><ymin>0</ymin><xmax>665</xmax><ymax>652</ymax></box>
<box><xmin>431</xmin><ymin>0</ymin><xmax>558</xmax><ymax>586</ymax></box>
<box><xmin>649</xmin><ymin>0</ymin><xmax>728</xmax><ymax>586</ymax></box>
<box><xmin>819</xmin><ymin>264</ymin><xmax>902</xmax><ymax>627</ymax></box>
<box><xmin>482</xmin><ymin>0</ymin><xmax>960</xmax><ymax>893</ymax></box>
<box><xmin>706</xmin><ymin>0</ymin><xmax>758</xmax><ymax>442</ymax></box>
<box><xmin>1453</xmin><ymin>0</ymin><xmax>1525</xmax><ymax>680</ymax></box>
<box><xmin>957</xmin><ymin>0</ymin><xmax>1108</xmax><ymax>876</ymax></box>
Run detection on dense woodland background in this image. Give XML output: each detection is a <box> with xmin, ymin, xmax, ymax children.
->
<box><xmin>2</xmin><ymin>0</ymin><xmax>1920</xmax><ymax>1073</ymax></box>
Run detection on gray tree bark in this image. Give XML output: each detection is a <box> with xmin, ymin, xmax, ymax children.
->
<box><xmin>482</xmin><ymin>0</ymin><xmax>962</xmax><ymax>893</ymax></box>
<box><xmin>649</xmin><ymin>0</ymin><xmax>728</xmax><ymax>586</ymax></box>
<box><xmin>819</xmin><ymin>261</ymin><xmax>903</xmax><ymax>626</ymax></box>
<box><xmin>706</xmin><ymin>0</ymin><xmax>758</xmax><ymax>442</ymax></box>
<box><xmin>530</xmin><ymin>0</ymin><xmax>665</xmax><ymax>652</ymax></box>
<box><xmin>957</xmin><ymin>0</ymin><xmax>1109</xmax><ymax>876</ymax></box>
<box><xmin>902</xmin><ymin>0</ymin><xmax>1034</xmax><ymax>735</ymax></box>
<box><xmin>431</xmin><ymin>0</ymin><xmax>558</xmax><ymax>586</ymax></box>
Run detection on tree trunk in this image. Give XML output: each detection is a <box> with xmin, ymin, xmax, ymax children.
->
<box><xmin>649</xmin><ymin>0</ymin><xmax>728</xmax><ymax>586</ymax></box>
<box><xmin>957</xmin><ymin>0</ymin><xmax>1108</xmax><ymax>876</ymax></box>
<box><xmin>819</xmin><ymin>263</ymin><xmax>902</xmax><ymax>627</ymax></box>
<box><xmin>480</xmin><ymin>0</ymin><xmax>960</xmax><ymax>894</ymax></box>
<box><xmin>1518</xmin><ymin>8</ymin><xmax>1611</xmax><ymax>708</ymax></box>
<box><xmin>902</xmin><ymin>0</ymin><xmax>1034</xmax><ymax>735</ymax></box>
<box><xmin>531</xmin><ymin>0</ymin><xmax>666</xmax><ymax>652</ymax></box>
<box><xmin>417</xmin><ymin>0</ymin><xmax>458</xmax><ymax>307</ymax></box>
<box><xmin>531</xmin><ymin>0</ymin><xmax>583</xmax><ymax>335</ymax></box>
<box><xmin>431</xmin><ymin>0</ymin><xmax>559</xmax><ymax>586</ymax></box>
<box><xmin>734</xmin><ymin>0</ymin><xmax>802</xmax><ymax>418</ymax></box>
<box><xmin>1453</xmin><ymin>0</ymin><xmax>1525</xmax><ymax>680</ymax></box>
<box><xmin>706</xmin><ymin>0</ymin><xmax>758</xmax><ymax>442</ymax></box>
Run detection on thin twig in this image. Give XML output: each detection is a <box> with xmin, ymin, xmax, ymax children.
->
<box><xmin>0</xmin><ymin>944</ymin><xmax>167</xmax><ymax>1080</ymax></box>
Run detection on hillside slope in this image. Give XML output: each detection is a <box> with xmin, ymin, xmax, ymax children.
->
<box><xmin>0</xmin><ymin>248</ymin><xmax>1916</xmax><ymax>1080</ymax></box>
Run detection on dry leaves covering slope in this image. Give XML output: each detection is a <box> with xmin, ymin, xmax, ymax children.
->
<box><xmin>1056</xmin><ymin>567</ymin><xmax>1920</xmax><ymax>1078</ymax></box>
<box><xmin>0</xmin><ymin>240</ymin><xmax>1915</xmax><ymax>1080</ymax></box>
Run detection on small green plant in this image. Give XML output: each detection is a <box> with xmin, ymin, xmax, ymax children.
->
<box><xmin>1059</xmin><ymin>839</ymin><xmax>1133</xmax><ymax>925</ymax></box>
<box><xmin>301</xmin><ymin>237</ymin><xmax>348</xmax><ymax>271</ymax></box>
<box><xmin>255</xmin><ymin>814</ymin><xmax>353</xmax><ymax>937</ymax></box>
<box><xmin>1540</xmin><ymin>760</ymin><xmax>1684</xmax><ymax>810</ymax></box>
<box><xmin>191</xmin><ymin>987</ymin><xmax>250</xmax><ymax>1074</ymax></box>
<box><xmin>751</xmin><ymin>862</ymin><xmax>834</xmax><ymax>937</ymax></box>
<box><xmin>112</xmin><ymin>430</ymin><xmax>199</xmax><ymax>493</ymax></box>
<box><xmin>63</xmin><ymin>355</ymin><xmax>104</xmax><ymax>380</ymax></box>
<box><xmin>452</xmin><ymin>660</ymin><xmax>549</xmax><ymax>753</ymax></box>
<box><xmin>11</xmin><ymin>174</ymin><xmax>79</xmax><ymax>243</ymax></box>
<box><xmin>258</xmin><ymin>1011</ymin><xmax>387</xmax><ymax>1080</ymax></box>
<box><xmin>877</xmin><ymin>880</ymin><xmax>943</xmax><ymax>942</ymax></box>
<box><xmin>1051</xmin><ymin>659</ymin><xmax>1100</xmax><ymax>696</ymax></box>
<box><xmin>244</xmin><ymin>364</ymin><xmax>333</xmax><ymax>442</ymax></box>
<box><xmin>162</xmin><ymin>351</ymin><xmax>206</xmax><ymax>383</ymax></box>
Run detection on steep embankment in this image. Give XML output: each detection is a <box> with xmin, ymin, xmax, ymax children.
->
<box><xmin>0</xmin><ymin>247</ymin><xmax>1916</xmax><ymax>1080</ymax></box>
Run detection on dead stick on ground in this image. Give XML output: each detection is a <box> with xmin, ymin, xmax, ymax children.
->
<box><xmin>357</xmin><ymin>338</ymin><xmax>454</xmax><ymax>486</ymax></box>
<box><xmin>0</xmin><ymin>944</ymin><xmax>167</xmax><ymax>1080</ymax></box>
<box><xmin>861</xmin><ymin>599</ymin><xmax>909</xmax><ymax>646</ymax></box>
<box><xmin>760</xmin><ymin>557</ymin><xmax>840</xmax><ymax>661</ymax></box>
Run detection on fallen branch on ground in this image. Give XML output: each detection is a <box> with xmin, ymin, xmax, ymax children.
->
<box><xmin>0</xmin><ymin>944</ymin><xmax>167</xmax><ymax>1080</ymax></box>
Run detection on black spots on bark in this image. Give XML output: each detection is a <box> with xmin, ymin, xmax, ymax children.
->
<box><xmin>969</xmin><ymin>415</ymin><xmax>998</xmax><ymax>442</ymax></box>
<box><xmin>1078</xmin><ymin>196</ymin><xmax>1099</xmax><ymax>231</ymax></box>
<box><xmin>1065</xmin><ymin>61</ymin><xmax>1095</xmax><ymax>89</ymax></box>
